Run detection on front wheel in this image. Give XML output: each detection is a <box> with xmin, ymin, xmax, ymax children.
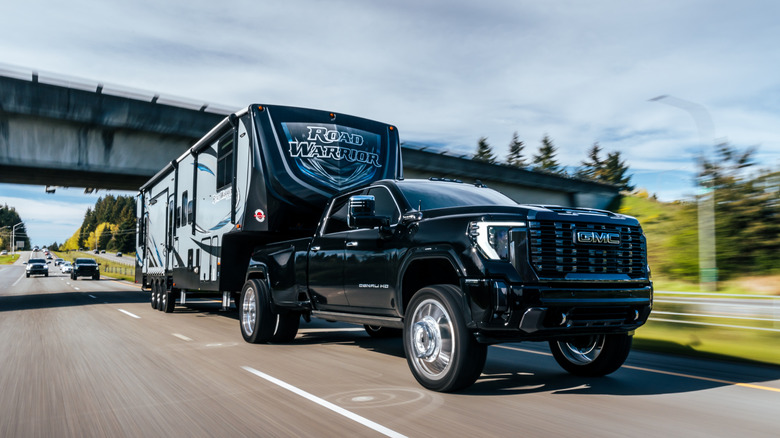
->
<box><xmin>403</xmin><ymin>284</ymin><xmax>487</xmax><ymax>392</ymax></box>
<box><xmin>549</xmin><ymin>333</ymin><xmax>632</xmax><ymax>377</ymax></box>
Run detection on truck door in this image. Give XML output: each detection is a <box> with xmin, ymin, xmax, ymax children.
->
<box><xmin>308</xmin><ymin>196</ymin><xmax>351</xmax><ymax>309</ymax></box>
<box><xmin>342</xmin><ymin>187</ymin><xmax>401</xmax><ymax>310</ymax></box>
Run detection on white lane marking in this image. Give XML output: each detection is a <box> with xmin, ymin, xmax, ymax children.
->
<box><xmin>12</xmin><ymin>274</ymin><xmax>24</xmax><ymax>287</ymax></box>
<box><xmin>88</xmin><ymin>295</ymin><xmax>97</xmax><ymax>299</ymax></box>
<box><xmin>172</xmin><ymin>333</ymin><xmax>193</xmax><ymax>342</ymax></box>
<box><xmin>118</xmin><ymin>309</ymin><xmax>141</xmax><ymax>319</ymax></box>
<box><xmin>242</xmin><ymin>366</ymin><xmax>406</xmax><ymax>438</ymax></box>
<box><xmin>74</xmin><ymin>287</ymin><xmax>80</xmax><ymax>291</ymax></box>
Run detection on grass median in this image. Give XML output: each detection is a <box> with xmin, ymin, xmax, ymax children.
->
<box><xmin>633</xmin><ymin>320</ymin><xmax>780</xmax><ymax>367</ymax></box>
<box><xmin>55</xmin><ymin>251</ymin><xmax>136</xmax><ymax>283</ymax></box>
<box><xmin>0</xmin><ymin>253</ymin><xmax>20</xmax><ymax>265</ymax></box>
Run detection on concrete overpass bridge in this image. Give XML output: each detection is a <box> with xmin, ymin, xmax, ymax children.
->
<box><xmin>0</xmin><ymin>67</ymin><xmax>620</xmax><ymax>209</ymax></box>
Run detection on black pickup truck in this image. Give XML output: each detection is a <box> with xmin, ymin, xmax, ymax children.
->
<box><xmin>241</xmin><ymin>178</ymin><xmax>653</xmax><ymax>392</ymax></box>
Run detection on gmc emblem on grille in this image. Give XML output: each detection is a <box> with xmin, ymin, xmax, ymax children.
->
<box><xmin>575</xmin><ymin>231</ymin><xmax>621</xmax><ymax>245</ymax></box>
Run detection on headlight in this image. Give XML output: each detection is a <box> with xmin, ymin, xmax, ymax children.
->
<box><xmin>469</xmin><ymin>221</ymin><xmax>526</xmax><ymax>260</ymax></box>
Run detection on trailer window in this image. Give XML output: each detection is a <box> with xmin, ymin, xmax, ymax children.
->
<box><xmin>181</xmin><ymin>191</ymin><xmax>189</xmax><ymax>227</ymax></box>
<box><xmin>216</xmin><ymin>132</ymin><xmax>234</xmax><ymax>190</ymax></box>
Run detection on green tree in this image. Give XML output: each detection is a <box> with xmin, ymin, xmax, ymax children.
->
<box><xmin>506</xmin><ymin>132</ymin><xmax>527</xmax><ymax>168</ymax></box>
<box><xmin>601</xmin><ymin>151</ymin><xmax>634</xmax><ymax>191</ymax></box>
<box><xmin>0</xmin><ymin>205</ymin><xmax>29</xmax><ymax>250</ymax></box>
<box><xmin>577</xmin><ymin>142</ymin><xmax>604</xmax><ymax>180</ymax></box>
<box><xmin>696</xmin><ymin>144</ymin><xmax>780</xmax><ymax>278</ymax></box>
<box><xmin>532</xmin><ymin>135</ymin><xmax>562</xmax><ymax>174</ymax></box>
<box><xmin>577</xmin><ymin>143</ymin><xmax>634</xmax><ymax>191</ymax></box>
<box><xmin>473</xmin><ymin>137</ymin><xmax>497</xmax><ymax>164</ymax></box>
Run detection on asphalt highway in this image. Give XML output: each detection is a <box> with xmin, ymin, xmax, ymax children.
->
<box><xmin>2</xmin><ymin>258</ymin><xmax>779</xmax><ymax>437</ymax></box>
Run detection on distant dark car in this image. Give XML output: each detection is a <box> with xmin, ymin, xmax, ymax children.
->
<box><xmin>54</xmin><ymin>258</ymin><xmax>64</xmax><ymax>266</ymax></box>
<box><xmin>71</xmin><ymin>258</ymin><xmax>100</xmax><ymax>280</ymax></box>
<box><xmin>25</xmin><ymin>258</ymin><xmax>49</xmax><ymax>278</ymax></box>
<box><xmin>101</xmin><ymin>250</ymin><xmax>106</xmax><ymax>254</ymax></box>
<box><xmin>116</xmin><ymin>252</ymin><xmax>122</xmax><ymax>257</ymax></box>
<box><xmin>46</xmin><ymin>254</ymin><xmax>53</xmax><ymax>260</ymax></box>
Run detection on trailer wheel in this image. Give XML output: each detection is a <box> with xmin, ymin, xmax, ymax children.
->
<box><xmin>271</xmin><ymin>312</ymin><xmax>301</xmax><ymax>343</ymax></box>
<box><xmin>549</xmin><ymin>333</ymin><xmax>632</xmax><ymax>377</ymax></box>
<box><xmin>161</xmin><ymin>286</ymin><xmax>176</xmax><ymax>313</ymax></box>
<box><xmin>150</xmin><ymin>280</ymin><xmax>159</xmax><ymax>309</ymax></box>
<box><xmin>403</xmin><ymin>284</ymin><xmax>487</xmax><ymax>392</ymax></box>
<box><xmin>364</xmin><ymin>325</ymin><xmax>402</xmax><ymax>338</ymax></box>
<box><xmin>240</xmin><ymin>279</ymin><xmax>276</xmax><ymax>343</ymax></box>
<box><xmin>155</xmin><ymin>280</ymin><xmax>164</xmax><ymax>311</ymax></box>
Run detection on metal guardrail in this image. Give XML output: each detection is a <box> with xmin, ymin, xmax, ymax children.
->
<box><xmin>103</xmin><ymin>266</ymin><xmax>135</xmax><ymax>277</ymax></box>
<box><xmin>651</xmin><ymin>291</ymin><xmax>780</xmax><ymax>333</ymax></box>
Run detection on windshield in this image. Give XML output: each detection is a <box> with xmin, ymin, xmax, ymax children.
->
<box><xmin>29</xmin><ymin>258</ymin><xmax>46</xmax><ymax>264</ymax></box>
<box><xmin>396</xmin><ymin>181</ymin><xmax>517</xmax><ymax>211</ymax></box>
<box><xmin>75</xmin><ymin>258</ymin><xmax>97</xmax><ymax>265</ymax></box>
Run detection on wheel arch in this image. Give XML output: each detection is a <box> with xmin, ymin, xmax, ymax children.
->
<box><xmin>398</xmin><ymin>248</ymin><xmax>470</xmax><ymax>322</ymax></box>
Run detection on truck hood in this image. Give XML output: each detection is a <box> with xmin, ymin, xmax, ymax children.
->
<box><xmin>419</xmin><ymin>204</ymin><xmax>640</xmax><ymax>227</ymax></box>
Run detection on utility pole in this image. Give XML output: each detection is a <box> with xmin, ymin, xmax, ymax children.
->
<box><xmin>649</xmin><ymin>95</ymin><xmax>718</xmax><ymax>292</ymax></box>
<box><xmin>11</xmin><ymin>222</ymin><xmax>24</xmax><ymax>255</ymax></box>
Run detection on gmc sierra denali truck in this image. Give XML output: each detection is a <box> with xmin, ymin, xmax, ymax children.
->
<box><xmin>244</xmin><ymin>178</ymin><xmax>652</xmax><ymax>392</ymax></box>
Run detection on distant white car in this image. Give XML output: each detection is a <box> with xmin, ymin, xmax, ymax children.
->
<box><xmin>60</xmin><ymin>261</ymin><xmax>73</xmax><ymax>274</ymax></box>
<box><xmin>1</xmin><ymin>250</ymin><xmax>7</xmax><ymax>255</ymax></box>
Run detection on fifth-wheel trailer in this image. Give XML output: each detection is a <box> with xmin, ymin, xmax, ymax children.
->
<box><xmin>137</xmin><ymin>104</ymin><xmax>652</xmax><ymax>392</ymax></box>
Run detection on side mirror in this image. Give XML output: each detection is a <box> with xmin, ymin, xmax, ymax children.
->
<box><xmin>348</xmin><ymin>195</ymin><xmax>390</xmax><ymax>229</ymax></box>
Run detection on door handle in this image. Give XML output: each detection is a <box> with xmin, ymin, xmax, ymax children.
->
<box><xmin>311</xmin><ymin>246</ymin><xmax>321</xmax><ymax>252</ymax></box>
<box><xmin>346</xmin><ymin>241</ymin><xmax>358</xmax><ymax>247</ymax></box>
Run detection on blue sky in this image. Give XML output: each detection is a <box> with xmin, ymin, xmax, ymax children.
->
<box><xmin>1</xmin><ymin>0</ymin><xmax>779</xmax><ymax>246</ymax></box>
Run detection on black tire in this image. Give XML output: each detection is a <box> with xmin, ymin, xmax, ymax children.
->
<box><xmin>549</xmin><ymin>333</ymin><xmax>633</xmax><ymax>377</ymax></box>
<box><xmin>45</xmin><ymin>273</ymin><xmax>48</xmax><ymax>277</ymax></box>
<box><xmin>271</xmin><ymin>312</ymin><xmax>301</xmax><ymax>343</ymax></box>
<box><xmin>155</xmin><ymin>280</ymin><xmax>164</xmax><ymax>311</ymax></box>
<box><xmin>364</xmin><ymin>325</ymin><xmax>402</xmax><ymax>338</ymax></box>
<box><xmin>92</xmin><ymin>273</ymin><xmax>99</xmax><ymax>280</ymax></box>
<box><xmin>26</xmin><ymin>273</ymin><xmax>30</xmax><ymax>278</ymax></box>
<box><xmin>403</xmin><ymin>284</ymin><xmax>487</xmax><ymax>392</ymax></box>
<box><xmin>161</xmin><ymin>287</ymin><xmax>176</xmax><ymax>313</ymax></box>
<box><xmin>150</xmin><ymin>280</ymin><xmax>158</xmax><ymax>309</ymax></box>
<box><xmin>239</xmin><ymin>280</ymin><xmax>276</xmax><ymax>344</ymax></box>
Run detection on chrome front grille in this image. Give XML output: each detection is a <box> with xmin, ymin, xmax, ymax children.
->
<box><xmin>527</xmin><ymin>220</ymin><xmax>648</xmax><ymax>279</ymax></box>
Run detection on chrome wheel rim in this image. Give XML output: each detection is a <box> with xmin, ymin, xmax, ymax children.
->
<box><xmin>242</xmin><ymin>287</ymin><xmax>257</xmax><ymax>336</ymax></box>
<box><xmin>558</xmin><ymin>335</ymin><xmax>605</xmax><ymax>365</ymax></box>
<box><xmin>409</xmin><ymin>298</ymin><xmax>454</xmax><ymax>379</ymax></box>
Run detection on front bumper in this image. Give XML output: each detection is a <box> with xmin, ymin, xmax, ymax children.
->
<box><xmin>465</xmin><ymin>279</ymin><xmax>653</xmax><ymax>343</ymax></box>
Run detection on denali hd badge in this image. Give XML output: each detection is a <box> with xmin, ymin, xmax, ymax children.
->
<box><xmin>282</xmin><ymin>122</ymin><xmax>382</xmax><ymax>191</ymax></box>
<box><xmin>575</xmin><ymin>230</ymin><xmax>620</xmax><ymax>245</ymax></box>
